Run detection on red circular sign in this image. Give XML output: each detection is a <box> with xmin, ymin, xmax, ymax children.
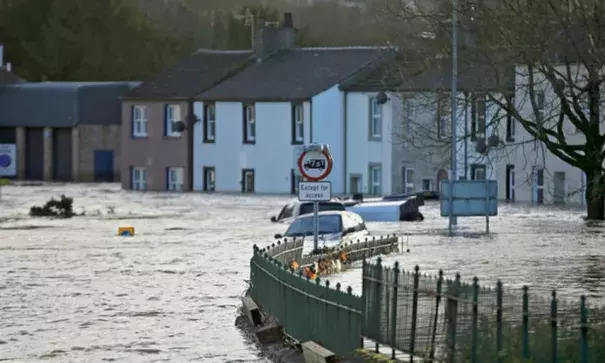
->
<box><xmin>297</xmin><ymin>149</ymin><xmax>333</xmax><ymax>181</ymax></box>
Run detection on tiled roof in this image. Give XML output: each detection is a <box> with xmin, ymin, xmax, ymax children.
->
<box><xmin>125</xmin><ymin>49</ymin><xmax>254</xmax><ymax>99</ymax></box>
<box><xmin>196</xmin><ymin>47</ymin><xmax>395</xmax><ymax>101</ymax></box>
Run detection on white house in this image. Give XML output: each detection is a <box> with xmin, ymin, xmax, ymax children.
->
<box><xmin>490</xmin><ymin>64</ymin><xmax>605</xmax><ymax>205</ymax></box>
<box><xmin>191</xmin><ymin>13</ymin><xmax>398</xmax><ymax>195</ymax></box>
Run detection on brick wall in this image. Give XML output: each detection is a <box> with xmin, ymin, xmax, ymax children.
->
<box><xmin>75</xmin><ymin>124</ymin><xmax>121</xmax><ymax>182</ymax></box>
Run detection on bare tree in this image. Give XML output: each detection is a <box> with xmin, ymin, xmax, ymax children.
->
<box><xmin>380</xmin><ymin>0</ymin><xmax>605</xmax><ymax>219</ymax></box>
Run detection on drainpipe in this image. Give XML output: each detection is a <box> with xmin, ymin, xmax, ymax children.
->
<box><xmin>343</xmin><ymin>91</ymin><xmax>348</xmax><ymax>195</ymax></box>
<box><xmin>187</xmin><ymin>98</ymin><xmax>195</xmax><ymax>191</ymax></box>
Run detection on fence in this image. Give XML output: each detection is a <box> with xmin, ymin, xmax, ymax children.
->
<box><xmin>248</xmin><ymin>235</ymin><xmax>400</xmax><ymax>357</ymax></box>
<box><xmin>362</xmin><ymin>258</ymin><xmax>605</xmax><ymax>363</ymax></box>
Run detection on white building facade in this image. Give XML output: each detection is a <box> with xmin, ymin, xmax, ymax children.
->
<box><xmin>192</xmin><ymin>86</ymin><xmax>396</xmax><ymax>195</ymax></box>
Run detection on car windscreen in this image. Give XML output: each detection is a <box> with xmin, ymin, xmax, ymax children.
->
<box><xmin>284</xmin><ymin>215</ymin><xmax>343</xmax><ymax>237</ymax></box>
<box><xmin>299</xmin><ymin>202</ymin><xmax>345</xmax><ymax>216</ymax></box>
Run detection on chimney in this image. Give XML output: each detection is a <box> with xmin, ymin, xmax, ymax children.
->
<box><xmin>255</xmin><ymin>12</ymin><xmax>294</xmax><ymax>60</ymax></box>
<box><xmin>0</xmin><ymin>44</ymin><xmax>4</xmax><ymax>68</ymax></box>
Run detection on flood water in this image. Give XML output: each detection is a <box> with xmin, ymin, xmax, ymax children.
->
<box><xmin>0</xmin><ymin>184</ymin><xmax>603</xmax><ymax>361</ymax></box>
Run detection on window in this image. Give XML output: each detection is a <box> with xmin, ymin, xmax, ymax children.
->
<box><xmin>291</xmin><ymin>169</ymin><xmax>303</xmax><ymax>194</ymax></box>
<box><xmin>243</xmin><ymin>104</ymin><xmax>255</xmax><ymax>144</ymax></box>
<box><xmin>471</xmin><ymin>94</ymin><xmax>486</xmax><ymax>140</ymax></box>
<box><xmin>132</xmin><ymin>106</ymin><xmax>148</xmax><ymax>138</ymax></box>
<box><xmin>131</xmin><ymin>167</ymin><xmax>147</xmax><ymax>190</ymax></box>
<box><xmin>533</xmin><ymin>167</ymin><xmax>544</xmax><ymax>204</ymax></box>
<box><xmin>403</xmin><ymin>167</ymin><xmax>415</xmax><ymax>194</ymax></box>
<box><xmin>203</xmin><ymin>103</ymin><xmax>216</xmax><ymax>143</ymax></box>
<box><xmin>422</xmin><ymin>179</ymin><xmax>433</xmax><ymax>191</ymax></box>
<box><xmin>535</xmin><ymin>91</ymin><xmax>545</xmax><ymax>123</ymax></box>
<box><xmin>505</xmin><ymin>94</ymin><xmax>515</xmax><ymax>142</ymax></box>
<box><xmin>471</xmin><ymin>164</ymin><xmax>486</xmax><ymax>180</ymax></box>
<box><xmin>403</xmin><ymin>98</ymin><xmax>414</xmax><ymax>137</ymax></box>
<box><xmin>203</xmin><ymin>166</ymin><xmax>215</xmax><ymax>192</ymax></box>
<box><xmin>242</xmin><ymin>169</ymin><xmax>255</xmax><ymax>193</ymax></box>
<box><xmin>369</xmin><ymin>163</ymin><xmax>382</xmax><ymax>195</ymax></box>
<box><xmin>369</xmin><ymin>97</ymin><xmax>382</xmax><ymax>140</ymax></box>
<box><xmin>165</xmin><ymin>104</ymin><xmax>182</xmax><ymax>137</ymax></box>
<box><xmin>166</xmin><ymin>167</ymin><xmax>184</xmax><ymax>191</ymax></box>
<box><xmin>437</xmin><ymin>92</ymin><xmax>450</xmax><ymax>139</ymax></box>
<box><xmin>292</xmin><ymin>103</ymin><xmax>304</xmax><ymax>144</ymax></box>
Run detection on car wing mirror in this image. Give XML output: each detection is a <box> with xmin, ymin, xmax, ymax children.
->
<box><xmin>270</xmin><ymin>216</ymin><xmax>277</xmax><ymax>222</ymax></box>
<box><xmin>274</xmin><ymin>233</ymin><xmax>282</xmax><ymax>239</ymax></box>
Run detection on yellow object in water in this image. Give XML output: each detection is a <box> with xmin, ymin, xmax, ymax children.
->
<box><xmin>118</xmin><ymin>226</ymin><xmax>135</xmax><ymax>236</ymax></box>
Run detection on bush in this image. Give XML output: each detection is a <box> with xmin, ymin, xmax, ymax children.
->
<box><xmin>29</xmin><ymin>195</ymin><xmax>74</xmax><ymax>218</ymax></box>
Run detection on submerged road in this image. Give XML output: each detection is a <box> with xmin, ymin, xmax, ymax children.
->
<box><xmin>0</xmin><ymin>184</ymin><xmax>602</xmax><ymax>362</ymax></box>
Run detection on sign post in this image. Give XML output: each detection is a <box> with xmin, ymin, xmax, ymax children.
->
<box><xmin>297</xmin><ymin>143</ymin><xmax>333</xmax><ymax>251</ymax></box>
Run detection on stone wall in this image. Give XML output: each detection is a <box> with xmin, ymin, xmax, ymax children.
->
<box><xmin>74</xmin><ymin>125</ymin><xmax>121</xmax><ymax>182</ymax></box>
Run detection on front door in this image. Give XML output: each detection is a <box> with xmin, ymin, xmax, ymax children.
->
<box><xmin>532</xmin><ymin>167</ymin><xmax>544</xmax><ymax>204</ymax></box>
<box><xmin>553</xmin><ymin>171</ymin><xmax>566</xmax><ymax>204</ymax></box>
<box><xmin>349</xmin><ymin>175</ymin><xmax>361</xmax><ymax>194</ymax></box>
<box><xmin>505</xmin><ymin>164</ymin><xmax>515</xmax><ymax>201</ymax></box>
<box><xmin>203</xmin><ymin>167</ymin><xmax>215</xmax><ymax>192</ymax></box>
<box><xmin>242</xmin><ymin>169</ymin><xmax>255</xmax><ymax>193</ymax></box>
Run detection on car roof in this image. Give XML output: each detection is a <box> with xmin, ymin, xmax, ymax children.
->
<box><xmin>295</xmin><ymin>210</ymin><xmax>358</xmax><ymax>219</ymax></box>
<box><xmin>287</xmin><ymin>198</ymin><xmax>343</xmax><ymax>205</ymax></box>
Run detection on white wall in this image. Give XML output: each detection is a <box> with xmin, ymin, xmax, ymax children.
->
<box><xmin>345</xmin><ymin>91</ymin><xmax>392</xmax><ymax>194</ymax></box>
<box><xmin>193</xmin><ymin>101</ymin><xmax>312</xmax><ymax>193</ymax></box>
<box><xmin>491</xmin><ymin>65</ymin><xmax>596</xmax><ymax>204</ymax></box>
<box><xmin>311</xmin><ymin>85</ymin><xmax>345</xmax><ymax>194</ymax></box>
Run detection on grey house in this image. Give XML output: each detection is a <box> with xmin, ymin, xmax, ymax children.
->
<box><xmin>0</xmin><ymin>82</ymin><xmax>139</xmax><ymax>181</ymax></box>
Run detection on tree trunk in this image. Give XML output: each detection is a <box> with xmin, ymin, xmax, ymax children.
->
<box><xmin>585</xmin><ymin>170</ymin><xmax>605</xmax><ymax>220</ymax></box>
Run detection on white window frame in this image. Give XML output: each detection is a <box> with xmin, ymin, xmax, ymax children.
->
<box><xmin>205</xmin><ymin>103</ymin><xmax>216</xmax><ymax>141</ymax></box>
<box><xmin>293</xmin><ymin>103</ymin><xmax>304</xmax><ymax>143</ymax></box>
<box><xmin>404</xmin><ymin>168</ymin><xmax>415</xmax><ymax>194</ymax></box>
<box><xmin>473</xmin><ymin>165</ymin><xmax>487</xmax><ymax>180</ymax></box>
<box><xmin>131</xmin><ymin>167</ymin><xmax>147</xmax><ymax>191</ymax></box>
<box><xmin>369</xmin><ymin>164</ymin><xmax>382</xmax><ymax>195</ymax></box>
<box><xmin>132</xmin><ymin>106</ymin><xmax>148</xmax><ymax>138</ymax></box>
<box><xmin>167</xmin><ymin>167</ymin><xmax>184</xmax><ymax>191</ymax></box>
<box><xmin>244</xmin><ymin>104</ymin><xmax>255</xmax><ymax>143</ymax></box>
<box><xmin>369</xmin><ymin>97</ymin><xmax>382</xmax><ymax>139</ymax></box>
<box><xmin>204</xmin><ymin>167</ymin><xmax>215</xmax><ymax>192</ymax></box>
<box><xmin>166</xmin><ymin>104</ymin><xmax>181</xmax><ymax>137</ymax></box>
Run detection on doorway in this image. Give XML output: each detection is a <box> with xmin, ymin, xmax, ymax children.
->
<box><xmin>553</xmin><ymin>171</ymin><xmax>566</xmax><ymax>204</ymax></box>
<box><xmin>436</xmin><ymin>169</ymin><xmax>448</xmax><ymax>191</ymax></box>
<box><xmin>532</xmin><ymin>167</ymin><xmax>544</xmax><ymax>204</ymax></box>
<box><xmin>242</xmin><ymin>169</ymin><xmax>255</xmax><ymax>193</ymax></box>
<box><xmin>349</xmin><ymin>174</ymin><xmax>362</xmax><ymax>194</ymax></box>
<box><xmin>203</xmin><ymin>166</ymin><xmax>215</xmax><ymax>192</ymax></box>
<box><xmin>291</xmin><ymin>169</ymin><xmax>303</xmax><ymax>194</ymax></box>
<box><xmin>505</xmin><ymin>164</ymin><xmax>515</xmax><ymax>201</ymax></box>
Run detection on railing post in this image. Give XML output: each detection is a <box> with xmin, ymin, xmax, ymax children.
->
<box><xmin>471</xmin><ymin>277</ymin><xmax>479</xmax><ymax>363</ymax></box>
<box><xmin>496</xmin><ymin>281</ymin><xmax>503</xmax><ymax>363</ymax></box>
<box><xmin>391</xmin><ymin>262</ymin><xmax>400</xmax><ymax>360</ymax></box>
<box><xmin>551</xmin><ymin>290</ymin><xmax>558</xmax><ymax>363</ymax></box>
<box><xmin>361</xmin><ymin>258</ymin><xmax>367</xmax><ymax>348</ymax></box>
<box><xmin>580</xmin><ymin>295</ymin><xmax>588</xmax><ymax>363</ymax></box>
<box><xmin>522</xmin><ymin>286</ymin><xmax>529</xmax><ymax>359</ymax></box>
<box><xmin>429</xmin><ymin>270</ymin><xmax>444</xmax><ymax>362</ymax></box>
<box><xmin>446</xmin><ymin>273</ymin><xmax>461</xmax><ymax>363</ymax></box>
<box><xmin>409</xmin><ymin>265</ymin><xmax>420</xmax><ymax>362</ymax></box>
<box><xmin>374</xmin><ymin>257</ymin><xmax>383</xmax><ymax>353</ymax></box>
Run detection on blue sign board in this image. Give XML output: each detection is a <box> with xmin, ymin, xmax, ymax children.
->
<box><xmin>440</xmin><ymin>180</ymin><xmax>498</xmax><ymax>217</ymax></box>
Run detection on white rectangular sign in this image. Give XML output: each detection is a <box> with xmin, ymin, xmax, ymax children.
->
<box><xmin>298</xmin><ymin>181</ymin><xmax>331</xmax><ymax>202</ymax></box>
<box><xmin>0</xmin><ymin>144</ymin><xmax>16</xmax><ymax>177</ymax></box>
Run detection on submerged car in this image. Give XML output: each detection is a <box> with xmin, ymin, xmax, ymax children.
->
<box><xmin>274</xmin><ymin>210</ymin><xmax>369</xmax><ymax>251</ymax></box>
<box><xmin>269</xmin><ymin>195</ymin><xmax>424</xmax><ymax>223</ymax></box>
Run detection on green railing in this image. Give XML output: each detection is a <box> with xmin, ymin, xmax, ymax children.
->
<box><xmin>248</xmin><ymin>235</ymin><xmax>400</xmax><ymax>357</ymax></box>
<box><xmin>362</xmin><ymin>257</ymin><xmax>605</xmax><ymax>363</ymax></box>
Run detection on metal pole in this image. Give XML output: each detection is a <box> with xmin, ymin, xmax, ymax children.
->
<box><xmin>313</xmin><ymin>201</ymin><xmax>319</xmax><ymax>251</ymax></box>
<box><xmin>485</xmin><ymin>158</ymin><xmax>490</xmax><ymax>234</ymax></box>
<box><xmin>449</xmin><ymin>0</ymin><xmax>458</xmax><ymax>236</ymax></box>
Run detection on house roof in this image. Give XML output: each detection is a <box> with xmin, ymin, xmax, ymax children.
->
<box><xmin>0</xmin><ymin>82</ymin><xmax>138</xmax><ymax>127</ymax></box>
<box><xmin>0</xmin><ymin>69</ymin><xmax>25</xmax><ymax>84</ymax></box>
<box><xmin>196</xmin><ymin>47</ymin><xmax>396</xmax><ymax>101</ymax></box>
<box><xmin>125</xmin><ymin>49</ymin><xmax>254</xmax><ymax>100</ymax></box>
<box><xmin>342</xmin><ymin>57</ymin><xmax>515</xmax><ymax>92</ymax></box>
